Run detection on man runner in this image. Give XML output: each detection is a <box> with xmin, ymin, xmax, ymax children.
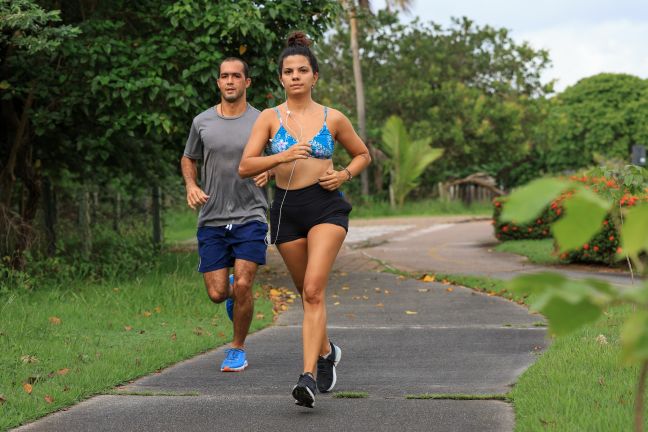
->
<box><xmin>181</xmin><ymin>57</ymin><xmax>268</xmax><ymax>372</ymax></box>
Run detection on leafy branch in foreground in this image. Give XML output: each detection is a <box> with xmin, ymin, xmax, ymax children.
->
<box><xmin>501</xmin><ymin>177</ymin><xmax>648</xmax><ymax>432</ymax></box>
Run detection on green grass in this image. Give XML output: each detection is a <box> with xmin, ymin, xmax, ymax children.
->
<box><xmin>333</xmin><ymin>391</ymin><xmax>369</xmax><ymax>398</ymax></box>
<box><xmin>349</xmin><ymin>198</ymin><xmax>491</xmax><ymax>219</ymax></box>
<box><xmin>406</xmin><ymin>393</ymin><xmax>510</xmax><ymax>401</ymax></box>
<box><xmin>0</xmin><ymin>252</ymin><xmax>274</xmax><ymax>431</ymax></box>
<box><xmin>164</xmin><ymin>208</ymin><xmax>198</xmax><ymax>244</ymax></box>
<box><xmin>494</xmin><ymin>239</ymin><xmax>562</xmax><ymax>265</ymax></box>
<box><xmin>413</xmin><ymin>272</ymin><xmax>645</xmax><ymax>431</ymax></box>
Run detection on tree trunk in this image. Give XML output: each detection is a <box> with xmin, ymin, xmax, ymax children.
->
<box><xmin>42</xmin><ymin>177</ymin><xmax>57</xmax><ymax>256</ymax></box>
<box><xmin>152</xmin><ymin>185</ymin><xmax>162</xmax><ymax>249</ymax></box>
<box><xmin>79</xmin><ymin>188</ymin><xmax>92</xmax><ymax>259</ymax></box>
<box><xmin>348</xmin><ymin>4</ymin><xmax>370</xmax><ymax>196</ymax></box>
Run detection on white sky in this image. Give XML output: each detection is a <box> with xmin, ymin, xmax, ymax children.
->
<box><xmin>372</xmin><ymin>0</ymin><xmax>648</xmax><ymax>91</ymax></box>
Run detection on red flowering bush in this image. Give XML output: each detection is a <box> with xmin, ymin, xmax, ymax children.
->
<box><xmin>492</xmin><ymin>197</ymin><xmax>560</xmax><ymax>241</ymax></box>
<box><xmin>494</xmin><ymin>167</ymin><xmax>648</xmax><ymax>265</ymax></box>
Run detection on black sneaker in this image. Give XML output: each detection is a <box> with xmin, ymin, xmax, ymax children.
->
<box><xmin>317</xmin><ymin>341</ymin><xmax>342</xmax><ymax>393</ymax></box>
<box><xmin>292</xmin><ymin>373</ymin><xmax>317</xmax><ymax>408</ymax></box>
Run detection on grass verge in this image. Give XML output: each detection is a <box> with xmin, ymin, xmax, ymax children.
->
<box><xmin>333</xmin><ymin>391</ymin><xmax>369</xmax><ymax>399</ymax></box>
<box><xmin>349</xmin><ymin>198</ymin><xmax>491</xmax><ymax>219</ymax></box>
<box><xmin>494</xmin><ymin>239</ymin><xmax>561</xmax><ymax>265</ymax></box>
<box><xmin>406</xmin><ymin>393</ymin><xmax>510</xmax><ymax>401</ymax></box>
<box><xmin>0</xmin><ymin>252</ymin><xmax>274</xmax><ymax>431</ymax></box>
<box><xmin>401</xmin><ymin>270</ymin><xmax>644</xmax><ymax>431</ymax></box>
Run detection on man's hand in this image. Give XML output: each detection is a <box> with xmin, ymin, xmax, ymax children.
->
<box><xmin>318</xmin><ymin>169</ymin><xmax>346</xmax><ymax>191</ymax></box>
<box><xmin>253</xmin><ymin>171</ymin><xmax>272</xmax><ymax>187</ymax></box>
<box><xmin>186</xmin><ymin>184</ymin><xmax>209</xmax><ymax>210</ymax></box>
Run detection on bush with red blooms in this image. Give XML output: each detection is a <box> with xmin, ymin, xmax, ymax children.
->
<box><xmin>492</xmin><ymin>197</ymin><xmax>559</xmax><ymax>241</ymax></box>
<box><xmin>493</xmin><ymin>169</ymin><xmax>648</xmax><ymax>265</ymax></box>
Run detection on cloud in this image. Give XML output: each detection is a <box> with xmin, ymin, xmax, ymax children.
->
<box><xmin>518</xmin><ymin>20</ymin><xmax>648</xmax><ymax>91</ymax></box>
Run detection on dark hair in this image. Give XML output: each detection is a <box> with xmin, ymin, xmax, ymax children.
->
<box><xmin>277</xmin><ymin>31</ymin><xmax>319</xmax><ymax>75</ymax></box>
<box><xmin>219</xmin><ymin>57</ymin><xmax>249</xmax><ymax>78</ymax></box>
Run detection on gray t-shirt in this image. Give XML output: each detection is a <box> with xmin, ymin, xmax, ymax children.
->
<box><xmin>183</xmin><ymin>104</ymin><xmax>267</xmax><ymax>228</ymax></box>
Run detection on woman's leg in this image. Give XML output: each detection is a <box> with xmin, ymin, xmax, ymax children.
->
<box><xmin>277</xmin><ymin>238</ymin><xmax>308</xmax><ymax>296</ymax></box>
<box><xmin>301</xmin><ymin>223</ymin><xmax>346</xmax><ymax>374</ymax></box>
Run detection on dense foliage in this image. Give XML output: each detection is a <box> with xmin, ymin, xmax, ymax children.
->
<box><xmin>1</xmin><ymin>0</ymin><xmax>339</xmax><ymax>271</ymax></box>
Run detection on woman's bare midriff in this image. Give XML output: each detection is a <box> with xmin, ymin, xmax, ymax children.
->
<box><xmin>273</xmin><ymin>157</ymin><xmax>334</xmax><ymax>190</ymax></box>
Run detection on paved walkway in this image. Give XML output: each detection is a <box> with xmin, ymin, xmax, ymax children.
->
<box><xmin>14</xmin><ymin>216</ymin><xmax>567</xmax><ymax>432</ymax></box>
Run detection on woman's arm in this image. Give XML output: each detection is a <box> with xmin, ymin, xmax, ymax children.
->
<box><xmin>318</xmin><ymin>109</ymin><xmax>371</xmax><ymax>191</ymax></box>
<box><xmin>239</xmin><ymin>109</ymin><xmax>312</xmax><ymax>178</ymax></box>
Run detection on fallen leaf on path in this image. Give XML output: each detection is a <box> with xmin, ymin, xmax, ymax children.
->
<box><xmin>113</xmin><ymin>288</ymin><xmax>120</xmax><ymax>292</ymax></box>
<box><xmin>193</xmin><ymin>327</ymin><xmax>204</xmax><ymax>336</ymax></box>
<box><xmin>441</xmin><ymin>279</ymin><xmax>450</xmax><ymax>285</ymax></box>
<box><xmin>341</xmin><ymin>286</ymin><xmax>350</xmax><ymax>291</ymax></box>
<box><xmin>218</xmin><ymin>332</ymin><xmax>225</xmax><ymax>338</ymax></box>
<box><xmin>446</xmin><ymin>287</ymin><xmax>454</xmax><ymax>293</ymax></box>
<box><xmin>154</xmin><ymin>306</ymin><xmax>162</xmax><ymax>313</ymax></box>
<box><xmin>170</xmin><ymin>332</ymin><xmax>176</xmax><ymax>341</ymax></box>
<box><xmin>345</xmin><ymin>313</ymin><xmax>356</xmax><ymax>319</ymax></box>
<box><xmin>405</xmin><ymin>310</ymin><xmax>418</xmax><ymax>315</ymax></box>
<box><xmin>374</xmin><ymin>288</ymin><xmax>381</xmax><ymax>293</ymax></box>
<box><xmin>22</xmin><ymin>383</ymin><xmax>32</xmax><ymax>394</ymax></box>
<box><xmin>397</xmin><ymin>275</ymin><xmax>406</xmax><ymax>280</ymax></box>
<box><xmin>362</xmin><ymin>296</ymin><xmax>369</xmax><ymax>300</ymax></box>
<box><xmin>375</xmin><ymin>303</ymin><xmax>384</xmax><ymax>308</ymax></box>
<box><xmin>487</xmin><ymin>292</ymin><xmax>496</xmax><ymax>296</ymax></box>
<box><xmin>44</xmin><ymin>395</ymin><xmax>54</xmax><ymax>404</ymax></box>
<box><xmin>596</xmin><ymin>334</ymin><xmax>608</xmax><ymax>345</ymax></box>
<box><xmin>142</xmin><ymin>311</ymin><xmax>152</xmax><ymax>317</ymax></box>
<box><xmin>417</xmin><ymin>288</ymin><xmax>429</xmax><ymax>293</ymax></box>
<box><xmin>331</xmin><ymin>294</ymin><xmax>339</xmax><ymax>298</ymax></box>
<box><xmin>334</xmin><ymin>302</ymin><xmax>340</xmax><ymax>306</ymax></box>
<box><xmin>124</xmin><ymin>326</ymin><xmax>133</xmax><ymax>332</ymax></box>
<box><xmin>280</xmin><ymin>304</ymin><xmax>287</xmax><ymax>311</ymax></box>
<box><xmin>352</xmin><ymin>296</ymin><xmax>361</xmax><ymax>300</ymax></box>
<box><xmin>48</xmin><ymin>316</ymin><xmax>62</xmax><ymax>325</ymax></box>
<box><xmin>384</xmin><ymin>290</ymin><xmax>391</xmax><ymax>295</ymax></box>
<box><xmin>256</xmin><ymin>313</ymin><xmax>265</xmax><ymax>319</ymax></box>
<box><xmin>20</xmin><ymin>355</ymin><xmax>38</xmax><ymax>364</ymax></box>
<box><xmin>421</xmin><ymin>274</ymin><xmax>435</xmax><ymax>282</ymax></box>
<box><xmin>339</xmin><ymin>272</ymin><xmax>348</xmax><ymax>276</ymax></box>
<box><xmin>269</xmin><ymin>289</ymin><xmax>281</xmax><ymax>297</ymax></box>
<box><xmin>57</xmin><ymin>368</ymin><xmax>70</xmax><ymax>376</ymax></box>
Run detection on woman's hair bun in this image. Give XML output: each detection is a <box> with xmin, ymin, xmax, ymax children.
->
<box><xmin>286</xmin><ymin>31</ymin><xmax>312</xmax><ymax>48</ymax></box>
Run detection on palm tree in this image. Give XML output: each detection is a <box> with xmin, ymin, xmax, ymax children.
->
<box><xmin>341</xmin><ymin>0</ymin><xmax>413</xmax><ymax>196</ymax></box>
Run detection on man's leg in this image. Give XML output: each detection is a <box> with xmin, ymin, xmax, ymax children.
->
<box><xmin>203</xmin><ymin>268</ymin><xmax>231</xmax><ymax>304</ymax></box>
<box><xmin>231</xmin><ymin>259</ymin><xmax>258</xmax><ymax>348</ymax></box>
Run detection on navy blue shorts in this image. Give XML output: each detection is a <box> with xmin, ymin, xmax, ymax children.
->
<box><xmin>197</xmin><ymin>221</ymin><xmax>268</xmax><ymax>273</ymax></box>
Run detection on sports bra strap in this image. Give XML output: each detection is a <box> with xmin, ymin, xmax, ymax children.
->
<box><xmin>323</xmin><ymin>106</ymin><xmax>328</xmax><ymax>120</ymax></box>
<box><xmin>273</xmin><ymin>107</ymin><xmax>282</xmax><ymax>125</ymax></box>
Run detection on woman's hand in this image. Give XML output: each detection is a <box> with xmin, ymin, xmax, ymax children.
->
<box><xmin>281</xmin><ymin>141</ymin><xmax>311</xmax><ymax>163</ymax></box>
<box><xmin>318</xmin><ymin>169</ymin><xmax>346</xmax><ymax>191</ymax></box>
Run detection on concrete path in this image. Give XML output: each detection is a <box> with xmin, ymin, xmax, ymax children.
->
<box><xmin>14</xmin><ymin>215</ymin><xmax>561</xmax><ymax>432</ymax></box>
<box><xmin>349</xmin><ymin>216</ymin><xmax>634</xmax><ymax>287</ymax></box>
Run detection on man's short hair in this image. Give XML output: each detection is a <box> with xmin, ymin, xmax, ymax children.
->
<box><xmin>219</xmin><ymin>57</ymin><xmax>250</xmax><ymax>79</ymax></box>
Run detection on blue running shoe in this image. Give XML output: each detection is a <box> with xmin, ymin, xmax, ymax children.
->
<box><xmin>225</xmin><ymin>274</ymin><xmax>234</xmax><ymax>321</ymax></box>
<box><xmin>221</xmin><ymin>348</ymin><xmax>247</xmax><ymax>372</ymax></box>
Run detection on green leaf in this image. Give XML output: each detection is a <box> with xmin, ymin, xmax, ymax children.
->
<box><xmin>500</xmin><ymin>178</ymin><xmax>570</xmax><ymax>223</ymax></box>
<box><xmin>621</xmin><ymin>204</ymin><xmax>648</xmax><ymax>257</ymax></box>
<box><xmin>507</xmin><ymin>272</ymin><xmax>605</xmax><ymax>336</ymax></box>
<box><xmin>552</xmin><ymin>187</ymin><xmax>610</xmax><ymax>252</ymax></box>
<box><xmin>621</xmin><ymin>311</ymin><xmax>648</xmax><ymax>364</ymax></box>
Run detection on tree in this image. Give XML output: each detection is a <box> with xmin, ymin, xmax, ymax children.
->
<box><xmin>0</xmin><ymin>0</ymin><xmax>80</xmax><ymax>268</ymax></box>
<box><xmin>542</xmin><ymin>73</ymin><xmax>648</xmax><ymax>174</ymax></box>
<box><xmin>381</xmin><ymin>116</ymin><xmax>443</xmax><ymax>207</ymax></box>
<box><xmin>1</xmin><ymin>0</ymin><xmax>340</xmax><ymax>269</ymax></box>
<box><xmin>340</xmin><ymin>0</ymin><xmax>412</xmax><ymax>196</ymax></box>
<box><xmin>318</xmin><ymin>11</ymin><xmax>552</xmax><ymax>195</ymax></box>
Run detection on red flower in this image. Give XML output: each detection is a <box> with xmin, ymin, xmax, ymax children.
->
<box><xmin>593</xmin><ymin>246</ymin><xmax>599</xmax><ymax>252</ymax></box>
<box><xmin>502</xmin><ymin>225</ymin><xmax>509</xmax><ymax>232</ymax></box>
<box><xmin>583</xmin><ymin>244</ymin><xmax>589</xmax><ymax>250</ymax></box>
<box><xmin>603</xmin><ymin>220</ymin><xmax>608</xmax><ymax>225</ymax></box>
<box><xmin>617</xmin><ymin>247</ymin><xmax>623</xmax><ymax>254</ymax></box>
<box><xmin>609</xmin><ymin>235</ymin><xmax>615</xmax><ymax>241</ymax></box>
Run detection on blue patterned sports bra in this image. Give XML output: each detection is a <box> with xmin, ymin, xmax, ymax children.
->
<box><xmin>268</xmin><ymin>106</ymin><xmax>334</xmax><ymax>160</ymax></box>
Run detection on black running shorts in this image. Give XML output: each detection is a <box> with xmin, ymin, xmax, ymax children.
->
<box><xmin>269</xmin><ymin>183</ymin><xmax>352</xmax><ymax>245</ymax></box>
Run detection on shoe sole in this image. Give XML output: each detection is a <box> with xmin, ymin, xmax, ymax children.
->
<box><xmin>320</xmin><ymin>345</ymin><xmax>342</xmax><ymax>393</ymax></box>
<box><xmin>292</xmin><ymin>385</ymin><xmax>315</xmax><ymax>408</ymax></box>
<box><xmin>221</xmin><ymin>360</ymin><xmax>248</xmax><ymax>372</ymax></box>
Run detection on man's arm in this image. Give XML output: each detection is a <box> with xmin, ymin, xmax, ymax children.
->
<box><xmin>180</xmin><ymin>156</ymin><xmax>209</xmax><ymax>210</ymax></box>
